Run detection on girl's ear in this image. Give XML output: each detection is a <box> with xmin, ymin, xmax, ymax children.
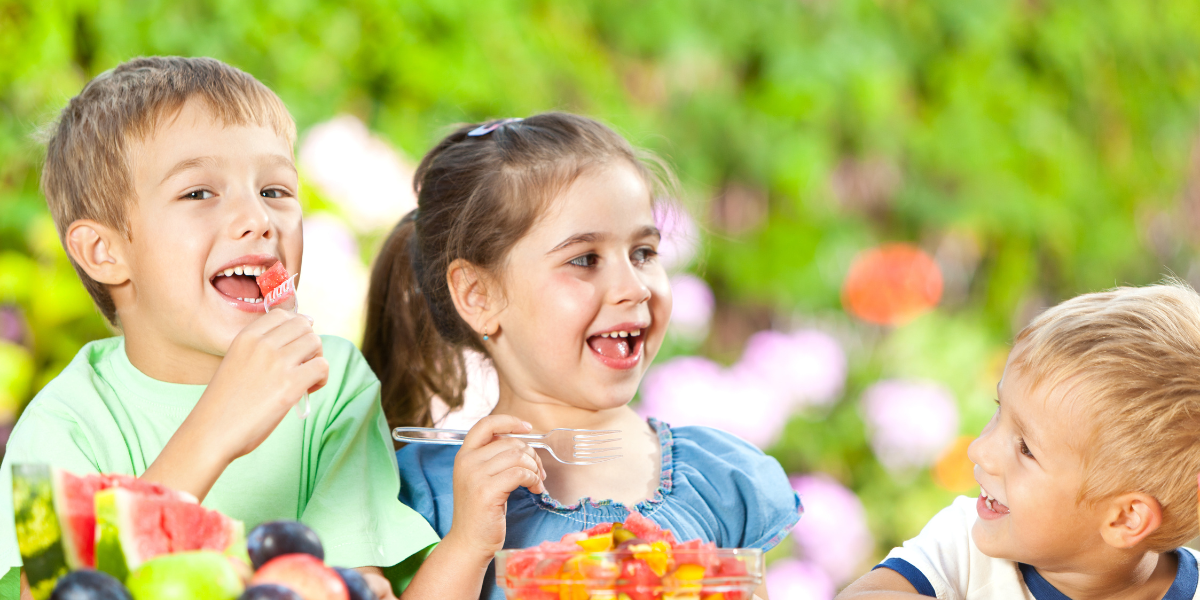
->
<box><xmin>1098</xmin><ymin>492</ymin><xmax>1162</xmax><ymax>549</ymax></box>
<box><xmin>65</xmin><ymin>219</ymin><xmax>131</xmax><ymax>285</ymax></box>
<box><xmin>446</xmin><ymin>258</ymin><xmax>501</xmax><ymax>336</ymax></box>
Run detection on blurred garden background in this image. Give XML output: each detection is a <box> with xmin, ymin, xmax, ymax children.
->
<box><xmin>5</xmin><ymin>0</ymin><xmax>1200</xmax><ymax>596</ymax></box>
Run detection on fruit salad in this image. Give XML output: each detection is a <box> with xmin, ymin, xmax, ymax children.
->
<box><xmin>496</xmin><ymin>513</ymin><xmax>762</xmax><ymax>600</ymax></box>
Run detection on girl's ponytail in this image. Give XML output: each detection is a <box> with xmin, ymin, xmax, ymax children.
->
<box><xmin>362</xmin><ymin>210</ymin><xmax>465</xmax><ymax>430</ymax></box>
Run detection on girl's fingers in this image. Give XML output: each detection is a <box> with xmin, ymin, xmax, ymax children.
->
<box><xmin>461</xmin><ymin>415</ymin><xmax>533</xmax><ymax>450</ymax></box>
<box><xmin>482</xmin><ymin>445</ymin><xmax>543</xmax><ymax>479</ymax></box>
<box><xmin>465</xmin><ymin>436</ymin><xmax>539</xmax><ymax>465</ymax></box>
<box><xmin>493</xmin><ymin>466</ymin><xmax>545</xmax><ymax>495</ymax></box>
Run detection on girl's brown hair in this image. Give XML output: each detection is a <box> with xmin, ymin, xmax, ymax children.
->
<box><xmin>362</xmin><ymin>112</ymin><xmax>676</xmax><ymax>431</ymax></box>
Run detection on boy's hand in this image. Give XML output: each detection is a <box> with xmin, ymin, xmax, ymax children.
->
<box><xmin>141</xmin><ymin>310</ymin><xmax>329</xmax><ymax>501</ymax></box>
<box><xmin>442</xmin><ymin>415</ymin><xmax>546</xmax><ymax>561</ymax></box>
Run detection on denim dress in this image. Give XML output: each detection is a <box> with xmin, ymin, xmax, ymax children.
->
<box><xmin>396</xmin><ymin>418</ymin><xmax>803</xmax><ymax>600</ymax></box>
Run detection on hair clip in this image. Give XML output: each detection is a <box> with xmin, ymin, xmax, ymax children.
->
<box><xmin>467</xmin><ymin>118</ymin><xmax>523</xmax><ymax>137</ymax></box>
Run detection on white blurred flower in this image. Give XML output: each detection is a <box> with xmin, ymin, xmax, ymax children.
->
<box><xmin>765</xmin><ymin>559</ymin><xmax>835</xmax><ymax>600</ymax></box>
<box><xmin>654</xmin><ymin>203</ymin><xmax>699</xmax><ymax>272</ymax></box>
<box><xmin>431</xmin><ymin>350</ymin><xmax>499</xmax><ymax>430</ymax></box>
<box><xmin>668</xmin><ymin>274</ymin><xmax>714</xmax><ymax>339</ymax></box>
<box><xmin>790</xmin><ymin>474</ymin><xmax>873</xmax><ymax>585</ymax></box>
<box><xmin>861</xmin><ymin>380</ymin><xmax>959</xmax><ymax>472</ymax></box>
<box><xmin>299</xmin><ymin>215</ymin><xmax>369</xmax><ymax>341</ymax></box>
<box><xmin>638</xmin><ymin>356</ymin><xmax>787</xmax><ymax>448</ymax></box>
<box><xmin>734</xmin><ymin>329</ymin><xmax>846</xmax><ymax>410</ymax></box>
<box><xmin>299</xmin><ymin>115</ymin><xmax>417</xmax><ymax>233</ymax></box>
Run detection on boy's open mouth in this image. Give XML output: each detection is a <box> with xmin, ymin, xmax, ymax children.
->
<box><xmin>210</xmin><ymin>258</ymin><xmax>278</xmax><ymax>307</ymax></box>
<box><xmin>977</xmin><ymin>487</ymin><xmax>1010</xmax><ymax>520</ymax></box>
<box><xmin>586</xmin><ymin>327</ymin><xmax>646</xmax><ymax>369</ymax></box>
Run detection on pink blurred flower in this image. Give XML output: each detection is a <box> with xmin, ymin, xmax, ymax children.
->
<box><xmin>654</xmin><ymin>203</ymin><xmax>699</xmax><ymax>272</ymax></box>
<box><xmin>790</xmin><ymin>474</ymin><xmax>873</xmax><ymax>585</ymax></box>
<box><xmin>668</xmin><ymin>274</ymin><xmax>714</xmax><ymax>339</ymax></box>
<box><xmin>766</xmin><ymin>558</ymin><xmax>835</xmax><ymax>600</ymax></box>
<box><xmin>734</xmin><ymin>330</ymin><xmax>846</xmax><ymax>410</ymax></box>
<box><xmin>299</xmin><ymin>115</ymin><xmax>417</xmax><ymax>232</ymax></box>
<box><xmin>300</xmin><ymin>215</ymin><xmax>369</xmax><ymax>340</ymax></box>
<box><xmin>861</xmin><ymin>380</ymin><xmax>958</xmax><ymax>472</ymax></box>
<box><xmin>638</xmin><ymin>356</ymin><xmax>787</xmax><ymax>448</ymax></box>
<box><xmin>431</xmin><ymin>350</ymin><xmax>499</xmax><ymax>430</ymax></box>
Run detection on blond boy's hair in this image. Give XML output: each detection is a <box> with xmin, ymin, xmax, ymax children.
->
<box><xmin>41</xmin><ymin>56</ymin><xmax>296</xmax><ymax>323</ymax></box>
<box><xmin>1011</xmin><ymin>280</ymin><xmax>1200</xmax><ymax>551</ymax></box>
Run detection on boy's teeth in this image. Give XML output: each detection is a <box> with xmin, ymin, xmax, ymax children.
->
<box><xmin>597</xmin><ymin>329</ymin><xmax>643</xmax><ymax>339</ymax></box>
<box><xmin>233</xmin><ymin>266</ymin><xmax>244</xmax><ymax>275</ymax></box>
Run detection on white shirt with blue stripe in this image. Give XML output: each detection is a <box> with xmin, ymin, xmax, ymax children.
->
<box><xmin>876</xmin><ymin>496</ymin><xmax>1200</xmax><ymax>599</ymax></box>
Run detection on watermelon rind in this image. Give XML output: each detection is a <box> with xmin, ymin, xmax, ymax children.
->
<box><xmin>93</xmin><ymin>488</ymin><xmax>131</xmax><ymax>583</ymax></box>
<box><xmin>12</xmin><ymin>463</ymin><xmax>69</xmax><ymax>600</ymax></box>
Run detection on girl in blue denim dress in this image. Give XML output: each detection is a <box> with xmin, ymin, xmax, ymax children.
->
<box><xmin>363</xmin><ymin>113</ymin><xmax>801</xmax><ymax>600</ymax></box>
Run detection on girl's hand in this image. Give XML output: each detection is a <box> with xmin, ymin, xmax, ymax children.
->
<box><xmin>443</xmin><ymin>415</ymin><xmax>547</xmax><ymax>561</ymax></box>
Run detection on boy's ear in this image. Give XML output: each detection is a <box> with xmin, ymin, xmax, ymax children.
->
<box><xmin>446</xmin><ymin>258</ymin><xmax>501</xmax><ymax>337</ymax></box>
<box><xmin>1098</xmin><ymin>492</ymin><xmax>1163</xmax><ymax>549</ymax></box>
<box><xmin>65</xmin><ymin>219</ymin><xmax>131</xmax><ymax>286</ymax></box>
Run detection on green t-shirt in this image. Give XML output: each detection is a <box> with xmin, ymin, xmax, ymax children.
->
<box><xmin>0</xmin><ymin>335</ymin><xmax>439</xmax><ymax>595</ymax></box>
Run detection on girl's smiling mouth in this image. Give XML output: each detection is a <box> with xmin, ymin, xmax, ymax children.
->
<box><xmin>587</xmin><ymin>323</ymin><xmax>647</xmax><ymax>370</ymax></box>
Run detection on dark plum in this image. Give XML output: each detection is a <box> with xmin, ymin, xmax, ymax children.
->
<box><xmin>50</xmin><ymin>570</ymin><xmax>132</xmax><ymax>600</ymax></box>
<box><xmin>247</xmin><ymin>520</ymin><xmax>325</xmax><ymax>570</ymax></box>
<box><xmin>238</xmin><ymin>584</ymin><xmax>304</xmax><ymax>600</ymax></box>
<box><xmin>333</xmin><ymin>567</ymin><xmax>375</xmax><ymax>600</ymax></box>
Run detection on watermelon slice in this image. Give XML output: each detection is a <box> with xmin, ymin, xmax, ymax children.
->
<box><xmin>94</xmin><ymin>486</ymin><xmax>245</xmax><ymax>582</ymax></box>
<box><xmin>256</xmin><ymin>262</ymin><xmax>296</xmax><ymax>311</ymax></box>
<box><xmin>11</xmin><ymin>465</ymin><xmax>199</xmax><ymax>598</ymax></box>
<box><xmin>622</xmin><ymin>512</ymin><xmax>675</xmax><ymax>544</ymax></box>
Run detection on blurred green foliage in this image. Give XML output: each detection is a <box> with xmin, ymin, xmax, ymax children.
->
<box><xmin>4</xmin><ymin>0</ymin><xmax>1200</xmax><ymax>571</ymax></box>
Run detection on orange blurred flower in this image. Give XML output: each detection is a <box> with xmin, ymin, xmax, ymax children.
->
<box><xmin>842</xmin><ymin>243</ymin><xmax>943</xmax><ymax>325</ymax></box>
<box><xmin>933</xmin><ymin>435</ymin><xmax>977</xmax><ymax>492</ymax></box>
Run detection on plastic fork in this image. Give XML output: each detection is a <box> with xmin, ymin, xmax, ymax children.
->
<box><xmin>392</xmin><ymin>427</ymin><xmax>622</xmax><ymax>465</ymax></box>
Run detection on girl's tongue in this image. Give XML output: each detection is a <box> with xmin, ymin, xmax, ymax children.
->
<box><xmin>588</xmin><ymin>334</ymin><xmax>641</xmax><ymax>359</ymax></box>
<box><xmin>213</xmin><ymin>275</ymin><xmax>262</xmax><ymax>300</ymax></box>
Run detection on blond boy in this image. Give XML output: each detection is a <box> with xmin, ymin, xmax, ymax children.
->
<box><xmin>840</xmin><ymin>282</ymin><xmax>1200</xmax><ymax>600</ymax></box>
<box><xmin>0</xmin><ymin>57</ymin><xmax>495</xmax><ymax>599</ymax></box>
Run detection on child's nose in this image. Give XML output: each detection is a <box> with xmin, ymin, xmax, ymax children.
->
<box><xmin>607</xmin><ymin>261</ymin><xmax>651</xmax><ymax>305</ymax></box>
<box><xmin>227</xmin><ymin>190</ymin><xmax>272</xmax><ymax>240</ymax></box>
<box><xmin>966</xmin><ymin>419</ymin><xmax>998</xmax><ymax>474</ymax></box>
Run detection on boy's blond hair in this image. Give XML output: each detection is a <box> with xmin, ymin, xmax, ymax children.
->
<box><xmin>41</xmin><ymin>56</ymin><xmax>296</xmax><ymax>323</ymax></box>
<box><xmin>1011</xmin><ymin>280</ymin><xmax>1200</xmax><ymax>551</ymax></box>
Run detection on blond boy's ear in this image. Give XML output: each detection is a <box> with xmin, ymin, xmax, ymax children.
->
<box><xmin>65</xmin><ymin>219</ymin><xmax>131</xmax><ymax>286</ymax></box>
<box><xmin>1098</xmin><ymin>492</ymin><xmax>1163</xmax><ymax>549</ymax></box>
<box><xmin>446</xmin><ymin>258</ymin><xmax>502</xmax><ymax>339</ymax></box>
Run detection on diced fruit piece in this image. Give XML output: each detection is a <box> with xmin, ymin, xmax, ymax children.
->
<box><xmin>247</xmin><ymin>521</ymin><xmax>325</xmax><ymax>571</ymax></box>
<box><xmin>125</xmin><ymin>551</ymin><xmax>244</xmax><ymax>600</ymax></box>
<box><xmin>632</xmin><ymin>542</ymin><xmax>672</xmax><ymax>577</ymax></box>
<box><xmin>615</xmin><ymin>559</ymin><xmax>660</xmax><ymax>600</ymax></box>
<box><xmin>250</xmin><ymin>554</ymin><xmax>349</xmax><ymax>600</ymax></box>
<box><xmin>331</xmin><ymin>567</ymin><xmax>372</xmax><ymax>600</ymax></box>
<box><xmin>583</xmin><ymin>523</ymin><xmax>614</xmax><ymax>537</ymax></box>
<box><xmin>50</xmin><ymin>570</ymin><xmax>132</xmax><ymax>600</ymax></box>
<box><xmin>94</xmin><ymin>487</ymin><xmax>245</xmax><ymax>582</ymax></box>
<box><xmin>622</xmin><ymin>513</ymin><xmax>674</xmax><ymax>544</ymax></box>
<box><xmin>576</xmin><ymin>533</ymin><xmax>613</xmax><ymax>552</ymax></box>
<box><xmin>239</xmin><ymin>585</ymin><xmax>304</xmax><ymax>600</ymax></box>
<box><xmin>255</xmin><ymin>263</ymin><xmax>290</xmax><ymax>296</ymax></box>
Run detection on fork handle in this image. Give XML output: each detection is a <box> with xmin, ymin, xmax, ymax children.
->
<box><xmin>392</xmin><ymin>427</ymin><xmax>544</xmax><ymax>445</ymax></box>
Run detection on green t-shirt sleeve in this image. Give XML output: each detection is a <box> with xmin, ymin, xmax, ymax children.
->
<box><xmin>298</xmin><ymin>338</ymin><xmax>440</xmax><ymax>574</ymax></box>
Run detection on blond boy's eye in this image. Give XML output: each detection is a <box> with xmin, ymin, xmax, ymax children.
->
<box><xmin>261</xmin><ymin>188</ymin><xmax>286</xmax><ymax>199</ymax></box>
<box><xmin>184</xmin><ymin>190</ymin><xmax>213</xmax><ymax>200</ymax></box>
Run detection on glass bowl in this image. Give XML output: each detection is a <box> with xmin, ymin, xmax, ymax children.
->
<box><xmin>495</xmin><ymin>546</ymin><xmax>763</xmax><ymax>600</ymax></box>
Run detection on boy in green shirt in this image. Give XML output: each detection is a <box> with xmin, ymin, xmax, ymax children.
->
<box><xmin>0</xmin><ymin>57</ymin><xmax>547</xmax><ymax>599</ymax></box>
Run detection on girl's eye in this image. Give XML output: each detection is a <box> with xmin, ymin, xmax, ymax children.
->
<box><xmin>1019</xmin><ymin>439</ymin><xmax>1035</xmax><ymax>459</ymax></box>
<box><xmin>569</xmin><ymin>254</ymin><xmax>598</xmax><ymax>268</ymax></box>
<box><xmin>632</xmin><ymin>247</ymin><xmax>658</xmax><ymax>265</ymax></box>
<box><xmin>184</xmin><ymin>189</ymin><xmax>214</xmax><ymax>200</ymax></box>
<box><xmin>261</xmin><ymin>188</ymin><xmax>290</xmax><ymax>199</ymax></box>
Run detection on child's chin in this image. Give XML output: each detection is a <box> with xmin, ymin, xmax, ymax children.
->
<box><xmin>970</xmin><ymin>522</ymin><xmax>1016</xmax><ymax>560</ymax></box>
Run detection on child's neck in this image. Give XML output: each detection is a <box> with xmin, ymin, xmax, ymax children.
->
<box><xmin>491</xmin><ymin>389</ymin><xmax>662</xmax><ymax>508</ymax></box>
<box><xmin>123</xmin><ymin>327</ymin><xmax>223</xmax><ymax>385</ymax></box>
<box><xmin>1035</xmin><ymin>549</ymin><xmax>1177</xmax><ymax>600</ymax></box>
